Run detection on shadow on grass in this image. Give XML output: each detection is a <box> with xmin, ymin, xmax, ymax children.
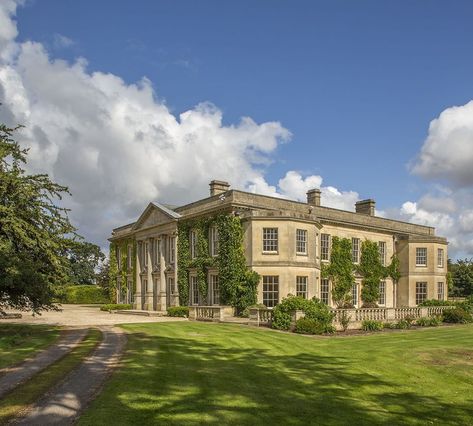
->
<box><xmin>81</xmin><ymin>328</ymin><xmax>473</xmax><ymax>425</ymax></box>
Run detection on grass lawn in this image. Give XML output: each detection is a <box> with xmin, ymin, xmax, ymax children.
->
<box><xmin>80</xmin><ymin>323</ymin><xmax>473</xmax><ymax>425</ymax></box>
<box><xmin>0</xmin><ymin>324</ymin><xmax>60</xmax><ymax>370</ymax></box>
<box><xmin>0</xmin><ymin>328</ymin><xmax>101</xmax><ymax>424</ymax></box>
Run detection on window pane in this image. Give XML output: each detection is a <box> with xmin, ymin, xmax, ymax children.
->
<box><xmin>321</xmin><ymin>278</ymin><xmax>330</xmax><ymax>305</ymax></box>
<box><xmin>321</xmin><ymin>234</ymin><xmax>331</xmax><ymax>261</ymax></box>
<box><xmin>415</xmin><ymin>282</ymin><xmax>427</xmax><ymax>305</ymax></box>
<box><xmin>296</xmin><ymin>276</ymin><xmax>307</xmax><ymax>298</ymax></box>
<box><xmin>378</xmin><ymin>242</ymin><xmax>386</xmax><ymax>266</ymax></box>
<box><xmin>263</xmin><ymin>228</ymin><xmax>278</xmax><ymax>252</ymax></box>
<box><xmin>352</xmin><ymin>238</ymin><xmax>360</xmax><ymax>263</ymax></box>
<box><xmin>262</xmin><ymin>276</ymin><xmax>279</xmax><ymax>307</ymax></box>
<box><xmin>296</xmin><ymin>229</ymin><xmax>307</xmax><ymax>254</ymax></box>
<box><xmin>378</xmin><ymin>281</ymin><xmax>386</xmax><ymax>305</ymax></box>
<box><xmin>416</xmin><ymin>248</ymin><xmax>427</xmax><ymax>266</ymax></box>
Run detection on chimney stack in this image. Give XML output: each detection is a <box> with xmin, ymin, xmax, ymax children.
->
<box><xmin>307</xmin><ymin>188</ymin><xmax>321</xmax><ymax>206</ymax></box>
<box><xmin>355</xmin><ymin>199</ymin><xmax>376</xmax><ymax>216</ymax></box>
<box><xmin>209</xmin><ymin>180</ymin><xmax>230</xmax><ymax>196</ymax></box>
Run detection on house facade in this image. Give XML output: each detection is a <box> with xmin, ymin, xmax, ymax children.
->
<box><xmin>109</xmin><ymin>180</ymin><xmax>448</xmax><ymax>311</ymax></box>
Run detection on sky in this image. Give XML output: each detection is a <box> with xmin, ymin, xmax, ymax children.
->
<box><xmin>1</xmin><ymin>0</ymin><xmax>473</xmax><ymax>258</ymax></box>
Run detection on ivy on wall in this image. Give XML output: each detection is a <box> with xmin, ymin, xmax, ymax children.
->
<box><xmin>177</xmin><ymin>213</ymin><xmax>259</xmax><ymax>312</ymax></box>
<box><xmin>109</xmin><ymin>239</ymin><xmax>136</xmax><ymax>303</ymax></box>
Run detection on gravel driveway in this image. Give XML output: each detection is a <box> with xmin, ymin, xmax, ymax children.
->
<box><xmin>2</xmin><ymin>304</ymin><xmax>187</xmax><ymax>326</ymax></box>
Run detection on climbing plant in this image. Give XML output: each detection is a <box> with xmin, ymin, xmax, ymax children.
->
<box><xmin>321</xmin><ymin>237</ymin><xmax>355</xmax><ymax>308</ymax></box>
<box><xmin>177</xmin><ymin>213</ymin><xmax>259</xmax><ymax>313</ymax></box>
<box><xmin>358</xmin><ymin>240</ymin><xmax>388</xmax><ymax>307</ymax></box>
<box><xmin>109</xmin><ymin>239</ymin><xmax>136</xmax><ymax>303</ymax></box>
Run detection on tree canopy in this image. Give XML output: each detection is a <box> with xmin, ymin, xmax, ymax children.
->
<box><xmin>65</xmin><ymin>240</ymin><xmax>105</xmax><ymax>285</ymax></box>
<box><xmin>0</xmin><ymin>123</ymin><xmax>75</xmax><ymax>313</ymax></box>
<box><xmin>449</xmin><ymin>258</ymin><xmax>473</xmax><ymax>296</ymax></box>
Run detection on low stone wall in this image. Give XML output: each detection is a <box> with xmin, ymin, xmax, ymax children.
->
<box><xmin>188</xmin><ymin>305</ymin><xmax>234</xmax><ymax>322</ymax></box>
<box><xmin>248</xmin><ymin>306</ymin><xmax>454</xmax><ymax>330</ymax></box>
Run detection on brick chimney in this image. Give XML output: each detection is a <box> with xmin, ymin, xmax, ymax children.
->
<box><xmin>209</xmin><ymin>180</ymin><xmax>230</xmax><ymax>196</ymax></box>
<box><xmin>355</xmin><ymin>199</ymin><xmax>376</xmax><ymax>216</ymax></box>
<box><xmin>307</xmin><ymin>188</ymin><xmax>321</xmax><ymax>206</ymax></box>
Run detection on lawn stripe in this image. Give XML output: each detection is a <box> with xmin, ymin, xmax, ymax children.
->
<box><xmin>0</xmin><ymin>328</ymin><xmax>101</xmax><ymax>425</ymax></box>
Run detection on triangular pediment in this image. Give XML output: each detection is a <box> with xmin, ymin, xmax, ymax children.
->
<box><xmin>132</xmin><ymin>202</ymin><xmax>181</xmax><ymax>231</ymax></box>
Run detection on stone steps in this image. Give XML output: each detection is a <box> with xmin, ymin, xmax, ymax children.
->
<box><xmin>113</xmin><ymin>310</ymin><xmax>167</xmax><ymax>317</ymax></box>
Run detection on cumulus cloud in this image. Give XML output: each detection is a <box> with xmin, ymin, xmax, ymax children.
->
<box><xmin>0</xmin><ymin>1</ymin><xmax>361</xmax><ymax>248</ymax></box>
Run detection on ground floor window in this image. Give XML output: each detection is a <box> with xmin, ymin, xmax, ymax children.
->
<box><xmin>190</xmin><ymin>276</ymin><xmax>199</xmax><ymax>305</ymax></box>
<box><xmin>296</xmin><ymin>276</ymin><xmax>308</xmax><ymax>298</ymax></box>
<box><xmin>210</xmin><ymin>274</ymin><xmax>220</xmax><ymax>305</ymax></box>
<box><xmin>416</xmin><ymin>282</ymin><xmax>427</xmax><ymax>305</ymax></box>
<box><xmin>167</xmin><ymin>277</ymin><xmax>175</xmax><ymax>294</ymax></box>
<box><xmin>378</xmin><ymin>281</ymin><xmax>386</xmax><ymax>305</ymax></box>
<box><xmin>263</xmin><ymin>276</ymin><xmax>279</xmax><ymax>308</ymax></box>
<box><xmin>352</xmin><ymin>283</ymin><xmax>358</xmax><ymax>307</ymax></box>
<box><xmin>320</xmin><ymin>279</ymin><xmax>330</xmax><ymax>305</ymax></box>
<box><xmin>437</xmin><ymin>282</ymin><xmax>444</xmax><ymax>301</ymax></box>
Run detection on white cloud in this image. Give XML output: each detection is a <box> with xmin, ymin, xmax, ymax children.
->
<box><xmin>53</xmin><ymin>34</ymin><xmax>74</xmax><ymax>49</ymax></box>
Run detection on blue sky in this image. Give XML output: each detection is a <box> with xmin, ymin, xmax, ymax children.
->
<box><xmin>15</xmin><ymin>0</ymin><xmax>473</xmax><ymax>207</ymax></box>
<box><xmin>2</xmin><ymin>0</ymin><xmax>473</xmax><ymax>255</ymax></box>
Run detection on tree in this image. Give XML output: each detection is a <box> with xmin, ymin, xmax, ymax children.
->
<box><xmin>321</xmin><ymin>237</ymin><xmax>355</xmax><ymax>308</ymax></box>
<box><xmin>65</xmin><ymin>240</ymin><xmax>105</xmax><ymax>285</ymax></box>
<box><xmin>95</xmin><ymin>259</ymin><xmax>110</xmax><ymax>293</ymax></box>
<box><xmin>358</xmin><ymin>240</ymin><xmax>387</xmax><ymax>307</ymax></box>
<box><xmin>0</xmin><ymin>123</ymin><xmax>75</xmax><ymax>313</ymax></box>
<box><xmin>451</xmin><ymin>259</ymin><xmax>473</xmax><ymax>296</ymax></box>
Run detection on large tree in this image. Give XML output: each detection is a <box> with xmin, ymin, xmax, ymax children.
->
<box><xmin>65</xmin><ymin>240</ymin><xmax>105</xmax><ymax>285</ymax></box>
<box><xmin>0</xmin><ymin>123</ymin><xmax>75</xmax><ymax>313</ymax></box>
<box><xmin>321</xmin><ymin>237</ymin><xmax>355</xmax><ymax>308</ymax></box>
<box><xmin>450</xmin><ymin>258</ymin><xmax>473</xmax><ymax>296</ymax></box>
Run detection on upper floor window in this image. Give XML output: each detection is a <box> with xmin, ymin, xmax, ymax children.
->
<box><xmin>263</xmin><ymin>228</ymin><xmax>278</xmax><ymax>253</ymax></box>
<box><xmin>116</xmin><ymin>247</ymin><xmax>121</xmax><ymax>269</ymax></box>
<box><xmin>321</xmin><ymin>234</ymin><xmax>331</xmax><ymax>261</ymax></box>
<box><xmin>154</xmin><ymin>239</ymin><xmax>161</xmax><ymax>265</ymax></box>
<box><xmin>352</xmin><ymin>238</ymin><xmax>360</xmax><ymax>263</ymax></box>
<box><xmin>127</xmin><ymin>245</ymin><xmax>132</xmax><ymax>270</ymax></box>
<box><xmin>296</xmin><ymin>276</ymin><xmax>308</xmax><ymax>298</ymax></box>
<box><xmin>416</xmin><ymin>247</ymin><xmax>427</xmax><ymax>266</ymax></box>
<box><xmin>296</xmin><ymin>229</ymin><xmax>308</xmax><ymax>255</ymax></box>
<box><xmin>378</xmin><ymin>241</ymin><xmax>386</xmax><ymax>266</ymax></box>
<box><xmin>209</xmin><ymin>227</ymin><xmax>219</xmax><ymax>257</ymax></box>
<box><xmin>144</xmin><ymin>242</ymin><xmax>149</xmax><ymax>267</ymax></box>
<box><xmin>379</xmin><ymin>280</ymin><xmax>386</xmax><ymax>305</ymax></box>
<box><xmin>437</xmin><ymin>248</ymin><xmax>444</xmax><ymax>268</ymax></box>
<box><xmin>190</xmin><ymin>230</ymin><xmax>197</xmax><ymax>259</ymax></box>
<box><xmin>416</xmin><ymin>281</ymin><xmax>427</xmax><ymax>305</ymax></box>
<box><xmin>170</xmin><ymin>237</ymin><xmax>176</xmax><ymax>264</ymax></box>
<box><xmin>320</xmin><ymin>278</ymin><xmax>330</xmax><ymax>305</ymax></box>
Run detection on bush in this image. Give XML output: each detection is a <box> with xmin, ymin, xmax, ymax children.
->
<box><xmin>167</xmin><ymin>306</ymin><xmax>189</xmax><ymax>317</ymax></box>
<box><xmin>416</xmin><ymin>317</ymin><xmax>441</xmax><ymax>327</ymax></box>
<box><xmin>295</xmin><ymin>318</ymin><xmax>335</xmax><ymax>335</ymax></box>
<box><xmin>56</xmin><ymin>285</ymin><xmax>110</xmax><ymax>304</ymax></box>
<box><xmin>442</xmin><ymin>307</ymin><xmax>473</xmax><ymax>324</ymax></box>
<box><xmin>383</xmin><ymin>322</ymin><xmax>397</xmax><ymax>329</ymax></box>
<box><xmin>241</xmin><ymin>303</ymin><xmax>266</xmax><ymax>318</ymax></box>
<box><xmin>419</xmin><ymin>299</ymin><xmax>454</xmax><ymax>307</ymax></box>
<box><xmin>362</xmin><ymin>320</ymin><xmax>384</xmax><ymax>331</ymax></box>
<box><xmin>100</xmin><ymin>304</ymin><xmax>132</xmax><ymax>312</ymax></box>
<box><xmin>395</xmin><ymin>319</ymin><xmax>411</xmax><ymax>329</ymax></box>
<box><xmin>271</xmin><ymin>295</ymin><xmax>335</xmax><ymax>331</ymax></box>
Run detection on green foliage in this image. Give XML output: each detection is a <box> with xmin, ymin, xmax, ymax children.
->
<box><xmin>56</xmin><ymin>285</ymin><xmax>109</xmax><ymax>304</ymax></box>
<box><xmin>387</xmin><ymin>254</ymin><xmax>401</xmax><ymax>283</ymax></box>
<box><xmin>418</xmin><ymin>299</ymin><xmax>454</xmax><ymax>306</ymax></box>
<box><xmin>65</xmin><ymin>240</ymin><xmax>105</xmax><ymax>285</ymax></box>
<box><xmin>339</xmin><ymin>310</ymin><xmax>351</xmax><ymax>332</ymax></box>
<box><xmin>100</xmin><ymin>304</ymin><xmax>132</xmax><ymax>311</ymax></box>
<box><xmin>109</xmin><ymin>239</ymin><xmax>135</xmax><ymax>304</ymax></box>
<box><xmin>416</xmin><ymin>317</ymin><xmax>441</xmax><ymax>327</ymax></box>
<box><xmin>442</xmin><ymin>307</ymin><xmax>473</xmax><ymax>324</ymax></box>
<box><xmin>167</xmin><ymin>306</ymin><xmax>189</xmax><ymax>317</ymax></box>
<box><xmin>358</xmin><ymin>240</ymin><xmax>387</xmax><ymax>307</ymax></box>
<box><xmin>272</xmin><ymin>295</ymin><xmax>335</xmax><ymax>331</ymax></box>
<box><xmin>362</xmin><ymin>320</ymin><xmax>384</xmax><ymax>331</ymax></box>
<box><xmin>321</xmin><ymin>237</ymin><xmax>355</xmax><ymax>308</ymax></box>
<box><xmin>394</xmin><ymin>319</ymin><xmax>411</xmax><ymax>329</ymax></box>
<box><xmin>449</xmin><ymin>258</ymin><xmax>473</xmax><ymax>296</ymax></box>
<box><xmin>0</xmin><ymin>123</ymin><xmax>76</xmax><ymax>313</ymax></box>
<box><xmin>241</xmin><ymin>303</ymin><xmax>266</xmax><ymax>318</ymax></box>
<box><xmin>295</xmin><ymin>317</ymin><xmax>335</xmax><ymax>335</ymax></box>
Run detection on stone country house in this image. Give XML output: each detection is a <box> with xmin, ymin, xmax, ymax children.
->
<box><xmin>109</xmin><ymin>180</ymin><xmax>448</xmax><ymax>312</ymax></box>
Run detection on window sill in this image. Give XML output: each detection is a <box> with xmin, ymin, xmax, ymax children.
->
<box><xmin>262</xmin><ymin>251</ymin><xmax>279</xmax><ymax>255</ymax></box>
<box><xmin>296</xmin><ymin>252</ymin><xmax>308</xmax><ymax>256</ymax></box>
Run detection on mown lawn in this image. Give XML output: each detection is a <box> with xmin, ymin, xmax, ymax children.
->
<box><xmin>80</xmin><ymin>323</ymin><xmax>473</xmax><ymax>425</ymax></box>
<box><xmin>0</xmin><ymin>324</ymin><xmax>60</xmax><ymax>370</ymax></box>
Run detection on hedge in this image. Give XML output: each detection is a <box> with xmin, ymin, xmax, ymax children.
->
<box><xmin>55</xmin><ymin>285</ymin><xmax>110</xmax><ymax>304</ymax></box>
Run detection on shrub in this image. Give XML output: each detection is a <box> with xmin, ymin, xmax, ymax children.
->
<box><xmin>383</xmin><ymin>322</ymin><xmax>397</xmax><ymax>329</ymax></box>
<box><xmin>362</xmin><ymin>320</ymin><xmax>384</xmax><ymax>331</ymax></box>
<box><xmin>404</xmin><ymin>315</ymin><xmax>416</xmax><ymax>327</ymax></box>
<box><xmin>442</xmin><ymin>307</ymin><xmax>473</xmax><ymax>324</ymax></box>
<box><xmin>339</xmin><ymin>310</ymin><xmax>351</xmax><ymax>332</ymax></box>
<box><xmin>167</xmin><ymin>306</ymin><xmax>189</xmax><ymax>317</ymax></box>
<box><xmin>416</xmin><ymin>317</ymin><xmax>441</xmax><ymax>327</ymax></box>
<box><xmin>395</xmin><ymin>319</ymin><xmax>411</xmax><ymax>329</ymax></box>
<box><xmin>271</xmin><ymin>295</ymin><xmax>335</xmax><ymax>331</ymax></box>
<box><xmin>419</xmin><ymin>299</ymin><xmax>454</xmax><ymax>307</ymax></box>
<box><xmin>295</xmin><ymin>318</ymin><xmax>335</xmax><ymax>335</ymax></box>
<box><xmin>241</xmin><ymin>303</ymin><xmax>266</xmax><ymax>318</ymax></box>
<box><xmin>100</xmin><ymin>304</ymin><xmax>132</xmax><ymax>312</ymax></box>
<box><xmin>56</xmin><ymin>285</ymin><xmax>109</xmax><ymax>304</ymax></box>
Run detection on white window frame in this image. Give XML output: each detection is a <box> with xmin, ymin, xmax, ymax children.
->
<box><xmin>437</xmin><ymin>248</ymin><xmax>444</xmax><ymax>268</ymax></box>
<box><xmin>296</xmin><ymin>229</ymin><xmax>308</xmax><ymax>255</ymax></box>
<box><xmin>437</xmin><ymin>282</ymin><xmax>444</xmax><ymax>301</ymax></box>
<box><xmin>352</xmin><ymin>283</ymin><xmax>358</xmax><ymax>307</ymax></box>
<box><xmin>263</xmin><ymin>228</ymin><xmax>278</xmax><ymax>253</ymax></box>
<box><xmin>209</xmin><ymin>226</ymin><xmax>219</xmax><ymax>257</ymax></box>
<box><xmin>263</xmin><ymin>275</ymin><xmax>279</xmax><ymax>307</ymax></box>
<box><xmin>296</xmin><ymin>276</ymin><xmax>308</xmax><ymax>298</ymax></box>
<box><xmin>190</xmin><ymin>275</ymin><xmax>199</xmax><ymax>305</ymax></box>
<box><xmin>378</xmin><ymin>241</ymin><xmax>386</xmax><ymax>266</ymax></box>
<box><xmin>321</xmin><ymin>234</ymin><xmax>331</xmax><ymax>261</ymax></box>
<box><xmin>378</xmin><ymin>280</ymin><xmax>386</xmax><ymax>305</ymax></box>
<box><xmin>416</xmin><ymin>281</ymin><xmax>427</xmax><ymax>305</ymax></box>
<box><xmin>416</xmin><ymin>247</ymin><xmax>427</xmax><ymax>266</ymax></box>
<box><xmin>209</xmin><ymin>274</ymin><xmax>220</xmax><ymax>305</ymax></box>
<box><xmin>320</xmin><ymin>278</ymin><xmax>330</xmax><ymax>305</ymax></box>
<box><xmin>352</xmin><ymin>238</ymin><xmax>360</xmax><ymax>263</ymax></box>
<box><xmin>169</xmin><ymin>237</ymin><xmax>175</xmax><ymax>264</ymax></box>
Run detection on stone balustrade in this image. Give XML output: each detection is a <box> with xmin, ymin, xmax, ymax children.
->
<box><xmin>188</xmin><ymin>305</ymin><xmax>234</xmax><ymax>322</ymax></box>
<box><xmin>249</xmin><ymin>307</ymin><xmax>274</xmax><ymax>326</ymax></box>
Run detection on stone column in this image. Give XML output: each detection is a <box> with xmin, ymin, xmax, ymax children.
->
<box><xmin>173</xmin><ymin>232</ymin><xmax>179</xmax><ymax>307</ymax></box>
<box><xmin>158</xmin><ymin>236</ymin><xmax>167</xmax><ymax>311</ymax></box>
<box><xmin>134</xmin><ymin>242</ymin><xmax>141</xmax><ymax>310</ymax></box>
<box><xmin>144</xmin><ymin>239</ymin><xmax>154</xmax><ymax>310</ymax></box>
